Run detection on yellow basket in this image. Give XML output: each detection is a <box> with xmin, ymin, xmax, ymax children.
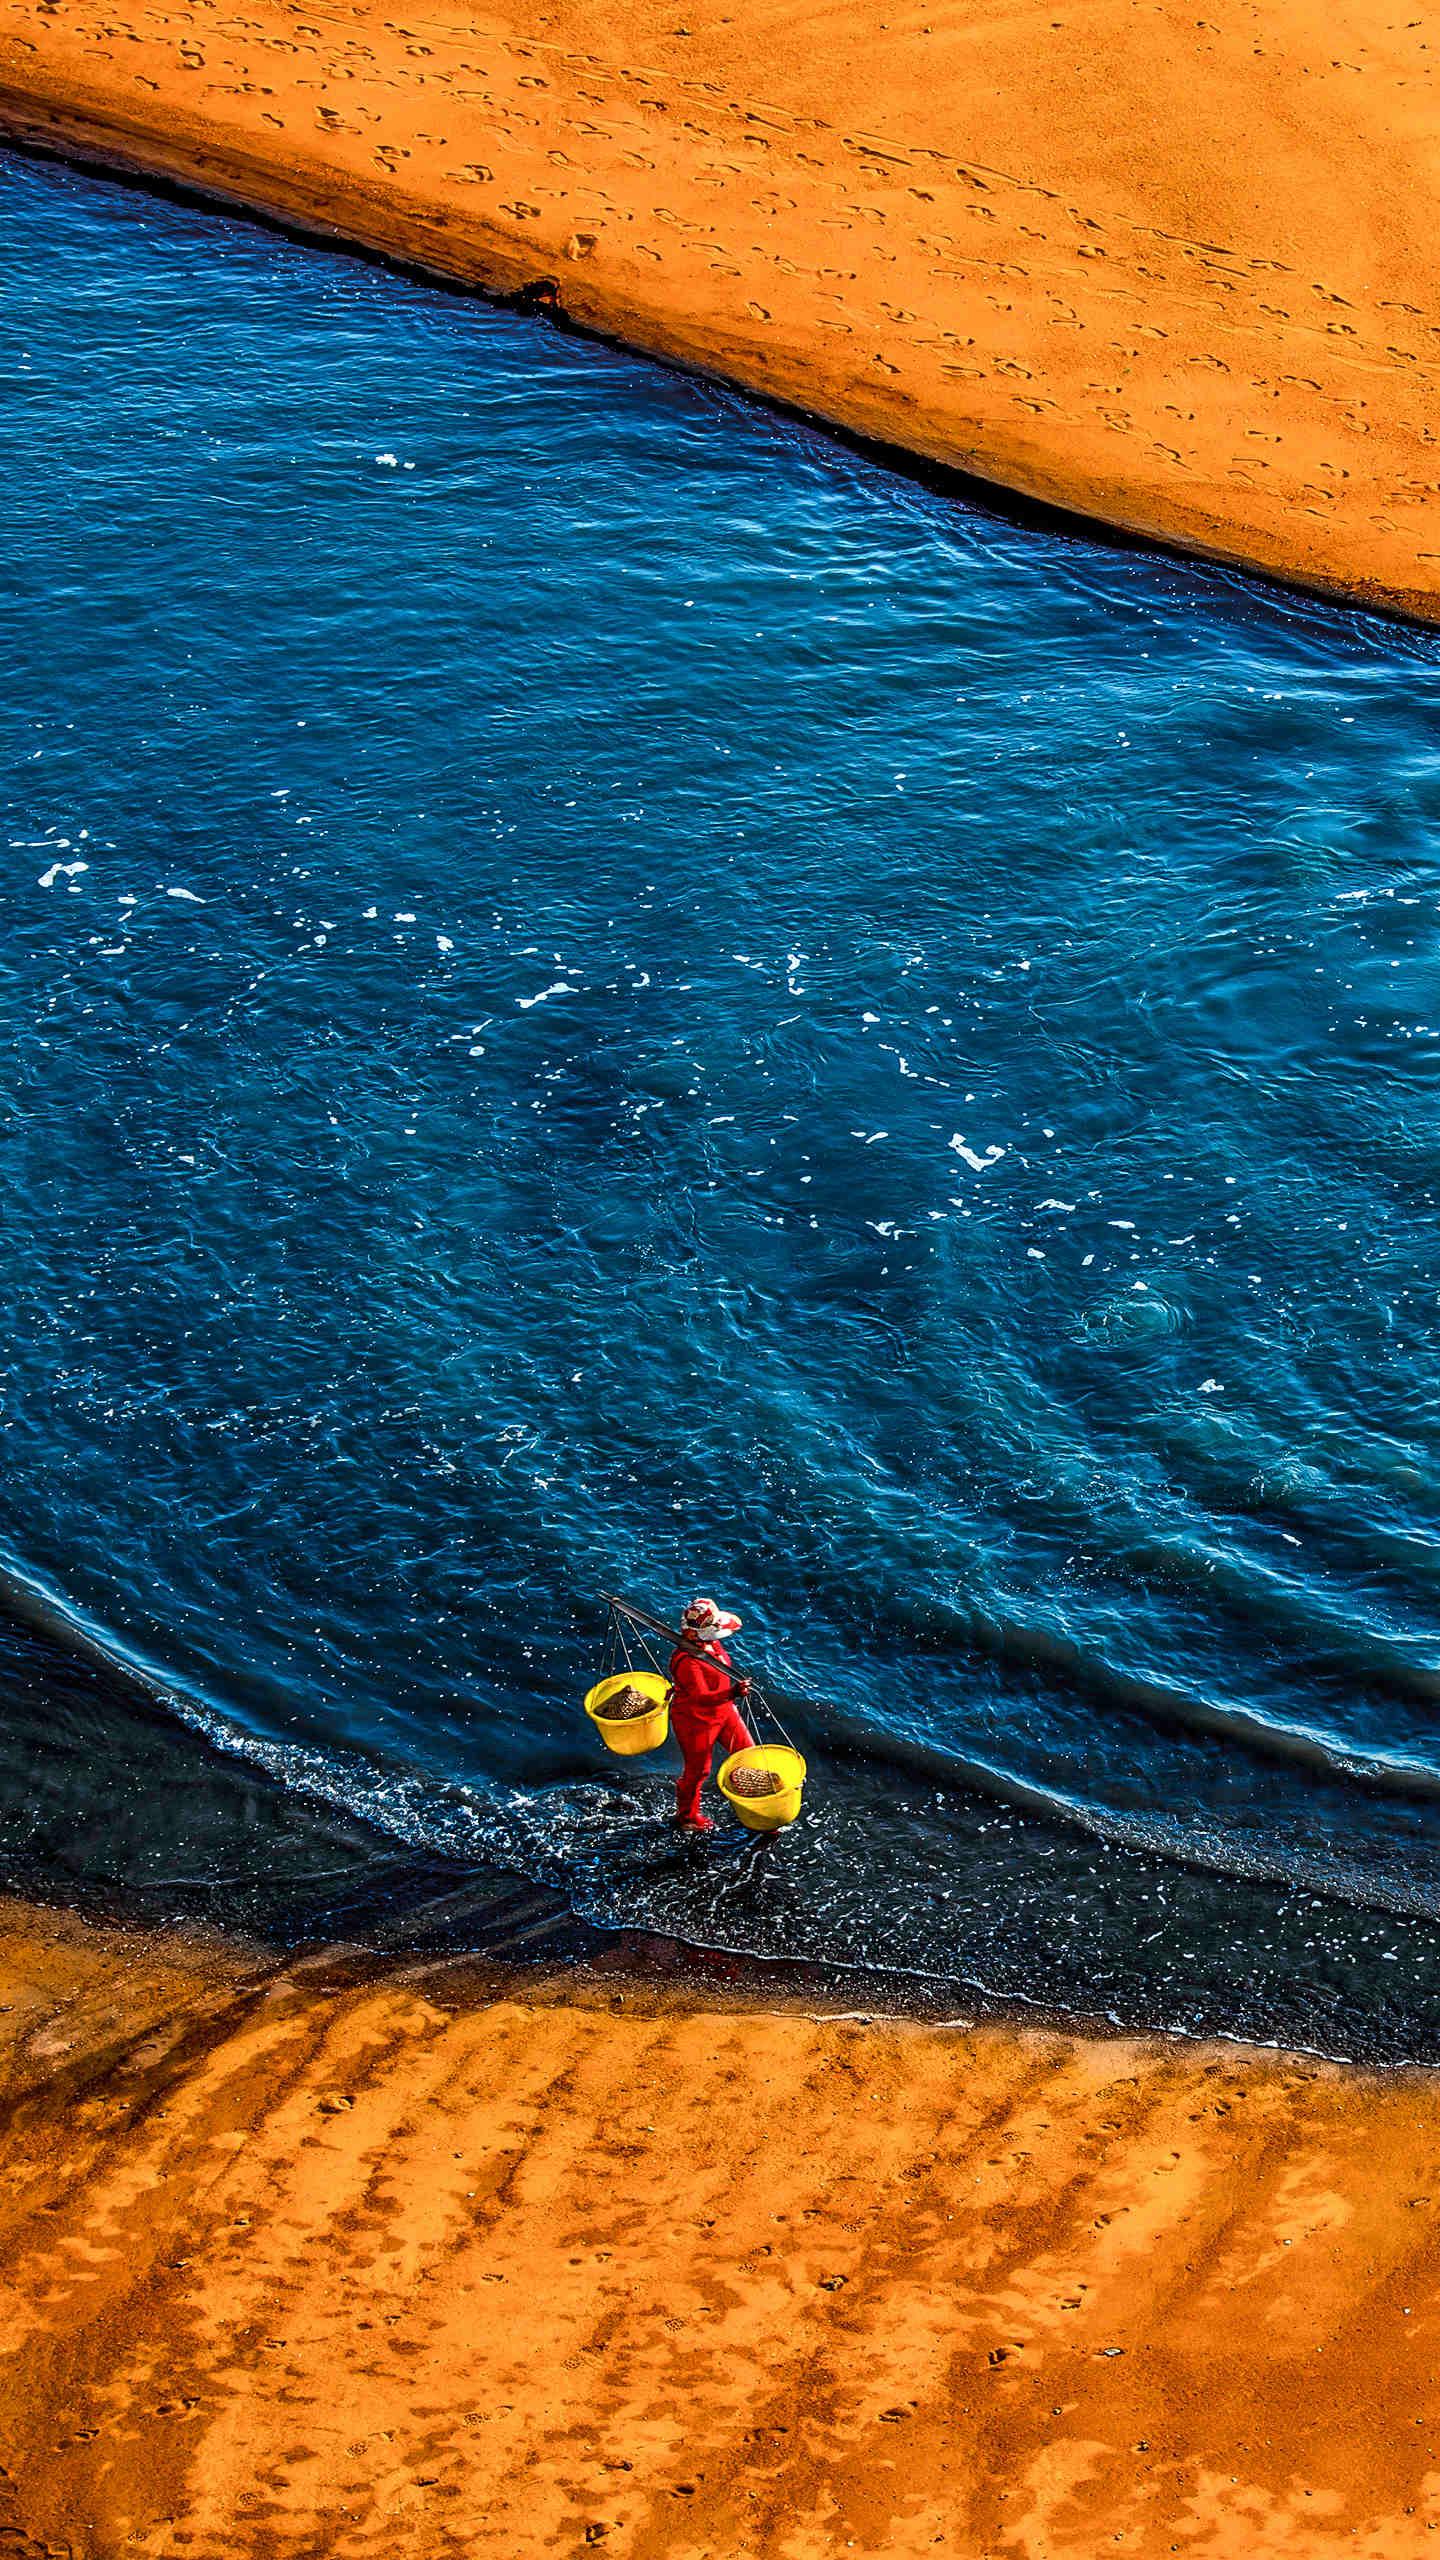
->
<box><xmin>584</xmin><ymin>1670</ymin><xmax>671</xmax><ymax>1757</ymax></box>
<box><xmin>717</xmin><ymin>1744</ymin><xmax>807</xmax><ymax>1832</ymax></box>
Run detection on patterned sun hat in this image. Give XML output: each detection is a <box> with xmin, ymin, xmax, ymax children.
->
<box><xmin>681</xmin><ymin>1596</ymin><xmax>742</xmax><ymax>1641</ymax></box>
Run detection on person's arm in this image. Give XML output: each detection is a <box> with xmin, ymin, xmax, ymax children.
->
<box><xmin>670</xmin><ymin>1649</ymin><xmax>717</xmax><ymax>1710</ymax></box>
<box><xmin>708</xmin><ymin>1660</ymin><xmax>752</xmax><ymax>1712</ymax></box>
<box><xmin>672</xmin><ymin>1650</ymin><xmax>745</xmax><ymax>1713</ymax></box>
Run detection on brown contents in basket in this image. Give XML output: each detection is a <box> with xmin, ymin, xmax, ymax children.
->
<box><xmin>729</xmin><ymin>1764</ymin><xmax>784</xmax><ymax>1799</ymax></box>
<box><xmin>600</xmin><ymin>1683</ymin><xmax>657</xmax><ymax>1721</ymax></box>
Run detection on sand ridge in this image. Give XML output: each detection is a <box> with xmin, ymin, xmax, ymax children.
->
<box><xmin>2</xmin><ymin>0</ymin><xmax>1440</xmax><ymax>617</ymax></box>
<box><xmin>3</xmin><ymin>1898</ymin><xmax>1440</xmax><ymax>2555</ymax></box>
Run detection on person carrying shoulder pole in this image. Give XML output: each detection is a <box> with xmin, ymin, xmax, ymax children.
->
<box><xmin>668</xmin><ymin>1596</ymin><xmax>753</xmax><ymax>1832</ymax></box>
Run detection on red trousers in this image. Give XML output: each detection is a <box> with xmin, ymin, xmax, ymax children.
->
<box><xmin>674</xmin><ymin>1705</ymin><xmax>752</xmax><ymax>1823</ymax></box>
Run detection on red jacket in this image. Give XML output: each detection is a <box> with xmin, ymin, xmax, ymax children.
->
<box><xmin>668</xmin><ymin>1641</ymin><xmax>740</xmax><ymax>1741</ymax></box>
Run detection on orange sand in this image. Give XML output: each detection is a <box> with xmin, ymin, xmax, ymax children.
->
<box><xmin>4</xmin><ymin>1895</ymin><xmax>1440</xmax><ymax>2556</ymax></box>
<box><xmin>2</xmin><ymin>0</ymin><xmax>1440</xmax><ymax>618</ymax></box>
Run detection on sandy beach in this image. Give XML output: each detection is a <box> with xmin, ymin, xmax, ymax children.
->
<box><xmin>0</xmin><ymin>1894</ymin><xmax>1435</xmax><ymax>2557</ymax></box>
<box><xmin>1</xmin><ymin>0</ymin><xmax>1439</xmax><ymax>620</ymax></box>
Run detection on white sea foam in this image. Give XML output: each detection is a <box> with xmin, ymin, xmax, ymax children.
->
<box><xmin>518</xmin><ymin>983</ymin><xmax>579</xmax><ymax>1010</ymax></box>
<box><xmin>949</xmin><ymin>1135</ymin><xmax>1005</xmax><ymax>1172</ymax></box>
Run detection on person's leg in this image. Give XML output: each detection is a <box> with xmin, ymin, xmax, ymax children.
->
<box><xmin>675</xmin><ymin>1733</ymin><xmax>714</xmax><ymax>1824</ymax></box>
<box><xmin>715</xmin><ymin>1705</ymin><xmax>754</xmax><ymax>1757</ymax></box>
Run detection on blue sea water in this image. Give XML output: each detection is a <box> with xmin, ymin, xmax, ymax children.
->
<box><xmin>4</xmin><ymin>148</ymin><xmax>1440</xmax><ymax>2054</ymax></box>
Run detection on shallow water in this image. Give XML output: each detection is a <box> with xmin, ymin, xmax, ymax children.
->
<box><xmin>4</xmin><ymin>149</ymin><xmax>1440</xmax><ymax>2056</ymax></box>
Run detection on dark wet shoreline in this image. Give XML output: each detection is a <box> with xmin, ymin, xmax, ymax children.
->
<box><xmin>4</xmin><ymin>1577</ymin><xmax>1440</xmax><ymax>2072</ymax></box>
